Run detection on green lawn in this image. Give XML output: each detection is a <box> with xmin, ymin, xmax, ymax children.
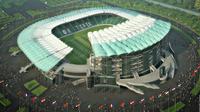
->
<box><xmin>17</xmin><ymin>107</ymin><xmax>28</xmax><ymax>112</ymax></box>
<box><xmin>103</xmin><ymin>0</ymin><xmax>200</xmax><ymax>39</ymax></box>
<box><xmin>0</xmin><ymin>12</ymin><xmax>25</xmax><ymax>27</ymax></box>
<box><xmin>1</xmin><ymin>17</ymin><xmax>42</xmax><ymax>41</ymax></box>
<box><xmin>154</xmin><ymin>0</ymin><xmax>196</xmax><ymax>11</ymax></box>
<box><xmin>0</xmin><ymin>93</ymin><xmax>11</xmax><ymax>107</ymax></box>
<box><xmin>24</xmin><ymin>80</ymin><xmax>47</xmax><ymax>96</ymax></box>
<box><xmin>0</xmin><ymin>0</ymin><xmax>27</xmax><ymax>8</ymax></box>
<box><xmin>40</xmin><ymin>0</ymin><xmax>77</xmax><ymax>7</ymax></box>
<box><xmin>24</xmin><ymin>80</ymin><xmax>39</xmax><ymax>91</ymax></box>
<box><xmin>0</xmin><ymin>1</ymin><xmax>12</xmax><ymax>9</ymax></box>
<box><xmin>8</xmin><ymin>46</ymin><xmax>20</xmax><ymax>53</ymax></box>
<box><xmin>14</xmin><ymin>0</ymin><xmax>27</xmax><ymax>7</ymax></box>
<box><xmin>31</xmin><ymin>85</ymin><xmax>47</xmax><ymax>96</ymax></box>
<box><xmin>191</xmin><ymin>77</ymin><xmax>200</xmax><ymax>96</ymax></box>
<box><xmin>0</xmin><ymin>98</ymin><xmax>11</xmax><ymax>107</ymax></box>
<box><xmin>40</xmin><ymin>0</ymin><xmax>106</xmax><ymax>7</ymax></box>
<box><xmin>0</xmin><ymin>12</ymin><xmax>25</xmax><ymax>26</ymax></box>
<box><xmin>61</xmin><ymin>25</ymin><xmax>112</xmax><ymax>64</ymax></box>
<box><xmin>27</xmin><ymin>9</ymin><xmax>46</xmax><ymax>17</ymax></box>
<box><xmin>161</xmin><ymin>102</ymin><xmax>185</xmax><ymax>112</ymax></box>
<box><xmin>0</xmin><ymin>9</ymin><xmax>8</xmax><ymax>19</ymax></box>
<box><xmin>12</xmin><ymin>13</ymin><xmax>25</xmax><ymax>20</ymax></box>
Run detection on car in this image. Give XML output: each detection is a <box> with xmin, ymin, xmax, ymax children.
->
<box><xmin>129</xmin><ymin>100</ymin><xmax>135</xmax><ymax>105</ymax></box>
<box><xmin>52</xmin><ymin>101</ymin><xmax>56</xmax><ymax>104</ymax></box>
<box><xmin>172</xmin><ymin>87</ymin><xmax>176</xmax><ymax>91</ymax></box>
<box><xmin>40</xmin><ymin>98</ymin><xmax>46</xmax><ymax>103</ymax></box>
<box><xmin>0</xmin><ymin>80</ymin><xmax>4</xmax><ymax>84</ymax></box>
<box><xmin>165</xmin><ymin>91</ymin><xmax>169</xmax><ymax>95</ymax></box>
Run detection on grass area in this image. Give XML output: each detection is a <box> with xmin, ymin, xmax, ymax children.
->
<box><xmin>0</xmin><ymin>12</ymin><xmax>25</xmax><ymax>27</ymax></box>
<box><xmin>0</xmin><ymin>1</ymin><xmax>26</xmax><ymax>26</ymax></box>
<box><xmin>24</xmin><ymin>80</ymin><xmax>39</xmax><ymax>91</ymax></box>
<box><xmin>40</xmin><ymin>0</ymin><xmax>77</xmax><ymax>7</ymax></box>
<box><xmin>0</xmin><ymin>98</ymin><xmax>11</xmax><ymax>107</ymax></box>
<box><xmin>27</xmin><ymin>9</ymin><xmax>46</xmax><ymax>17</ymax></box>
<box><xmin>31</xmin><ymin>85</ymin><xmax>47</xmax><ymax>96</ymax></box>
<box><xmin>1</xmin><ymin>17</ymin><xmax>42</xmax><ymax>41</ymax></box>
<box><xmin>172</xmin><ymin>26</ymin><xmax>197</xmax><ymax>45</ymax></box>
<box><xmin>154</xmin><ymin>0</ymin><xmax>197</xmax><ymax>11</ymax></box>
<box><xmin>103</xmin><ymin>0</ymin><xmax>200</xmax><ymax>39</ymax></box>
<box><xmin>0</xmin><ymin>92</ymin><xmax>11</xmax><ymax>107</ymax></box>
<box><xmin>161</xmin><ymin>102</ymin><xmax>185</xmax><ymax>112</ymax></box>
<box><xmin>0</xmin><ymin>0</ymin><xmax>27</xmax><ymax>8</ymax></box>
<box><xmin>0</xmin><ymin>17</ymin><xmax>15</xmax><ymax>27</ymax></box>
<box><xmin>24</xmin><ymin>80</ymin><xmax>47</xmax><ymax>96</ymax></box>
<box><xmin>12</xmin><ymin>13</ymin><xmax>25</xmax><ymax>20</ymax></box>
<box><xmin>14</xmin><ymin>0</ymin><xmax>27</xmax><ymax>7</ymax></box>
<box><xmin>17</xmin><ymin>107</ymin><xmax>28</xmax><ymax>112</ymax></box>
<box><xmin>40</xmin><ymin>0</ymin><xmax>106</xmax><ymax>7</ymax></box>
<box><xmin>8</xmin><ymin>46</ymin><xmax>20</xmax><ymax>53</ymax></box>
<box><xmin>0</xmin><ymin>8</ymin><xmax>8</xmax><ymax>19</ymax></box>
<box><xmin>191</xmin><ymin>76</ymin><xmax>200</xmax><ymax>96</ymax></box>
<box><xmin>61</xmin><ymin>25</ymin><xmax>112</xmax><ymax>64</ymax></box>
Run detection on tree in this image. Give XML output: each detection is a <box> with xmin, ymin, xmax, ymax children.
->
<box><xmin>168</xmin><ymin>0</ymin><xmax>177</xmax><ymax>5</ymax></box>
<box><xmin>182</xmin><ymin>0</ymin><xmax>195</xmax><ymax>9</ymax></box>
<box><xmin>195</xmin><ymin>0</ymin><xmax>200</xmax><ymax>10</ymax></box>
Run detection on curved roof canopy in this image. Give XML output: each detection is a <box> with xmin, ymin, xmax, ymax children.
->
<box><xmin>88</xmin><ymin>14</ymin><xmax>171</xmax><ymax>57</ymax></box>
<box><xmin>17</xmin><ymin>7</ymin><xmax>170</xmax><ymax>72</ymax></box>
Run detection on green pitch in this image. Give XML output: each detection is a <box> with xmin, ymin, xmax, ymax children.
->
<box><xmin>61</xmin><ymin>25</ymin><xmax>112</xmax><ymax>64</ymax></box>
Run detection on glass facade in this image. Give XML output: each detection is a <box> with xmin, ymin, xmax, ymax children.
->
<box><xmin>91</xmin><ymin>42</ymin><xmax>162</xmax><ymax>86</ymax></box>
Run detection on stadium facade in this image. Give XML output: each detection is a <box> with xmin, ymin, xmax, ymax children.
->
<box><xmin>17</xmin><ymin>7</ymin><xmax>176</xmax><ymax>94</ymax></box>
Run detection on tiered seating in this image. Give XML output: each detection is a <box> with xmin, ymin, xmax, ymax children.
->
<box><xmin>18</xmin><ymin>7</ymin><xmax>170</xmax><ymax>72</ymax></box>
<box><xmin>53</xmin><ymin>13</ymin><xmax>126</xmax><ymax>38</ymax></box>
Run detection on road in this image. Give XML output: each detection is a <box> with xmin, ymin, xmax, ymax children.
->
<box><xmin>144</xmin><ymin>0</ymin><xmax>200</xmax><ymax>16</ymax></box>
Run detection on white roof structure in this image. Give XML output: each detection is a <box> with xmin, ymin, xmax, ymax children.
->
<box><xmin>17</xmin><ymin>7</ymin><xmax>170</xmax><ymax>72</ymax></box>
<box><xmin>88</xmin><ymin>12</ymin><xmax>171</xmax><ymax>57</ymax></box>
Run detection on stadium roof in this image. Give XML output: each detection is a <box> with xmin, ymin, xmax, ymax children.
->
<box><xmin>88</xmin><ymin>14</ymin><xmax>171</xmax><ymax>57</ymax></box>
<box><xmin>17</xmin><ymin>7</ymin><xmax>170</xmax><ymax>72</ymax></box>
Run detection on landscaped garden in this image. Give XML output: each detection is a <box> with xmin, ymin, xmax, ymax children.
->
<box><xmin>24</xmin><ymin>80</ymin><xmax>47</xmax><ymax>96</ymax></box>
<box><xmin>0</xmin><ymin>92</ymin><xmax>11</xmax><ymax>107</ymax></box>
<box><xmin>161</xmin><ymin>102</ymin><xmax>185</xmax><ymax>112</ymax></box>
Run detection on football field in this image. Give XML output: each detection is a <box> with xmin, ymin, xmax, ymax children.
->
<box><xmin>61</xmin><ymin>25</ymin><xmax>112</xmax><ymax>64</ymax></box>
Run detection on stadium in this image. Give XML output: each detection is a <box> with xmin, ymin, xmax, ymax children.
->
<box><xmin>17</xmin><ymin>7</ymin><xmax>176</xmax><ymax>94</ymax></box>
<box><xmin>1</xmin><ymin>0</ymin><xmax>200</xmax><ymax>111</ymax></box>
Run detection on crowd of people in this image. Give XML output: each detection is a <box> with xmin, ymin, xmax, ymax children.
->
<box><xmin>0</xmin><ymin>44</ymin><xmax>199</xmax><ymax>112</ymax></box>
